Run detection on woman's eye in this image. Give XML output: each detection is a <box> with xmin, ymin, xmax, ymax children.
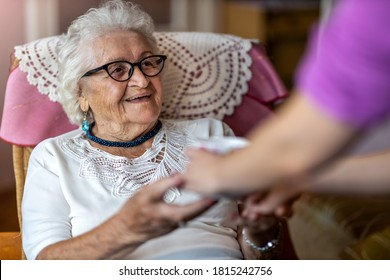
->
<box><xmin>111</xmin><ymin>66</ymin><xmax>126</xmax><ymax>74</ymax></box>
<box><xmin>108</xmin><ymin>63</ymin><xmax>129</xmax><ymax>78</ymax></box>
<box><xmin>142</xmin><ymin>60</ymin><xmax>154</xmax><ymax>68</ymax></box>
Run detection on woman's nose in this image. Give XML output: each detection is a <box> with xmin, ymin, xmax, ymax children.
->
<box><xmin>127</xmin><ymin>66</ymin><xmax>149</xmax><ymax>88</ymax></box>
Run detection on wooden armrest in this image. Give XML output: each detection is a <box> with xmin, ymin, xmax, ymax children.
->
<box><xmin>0</xmin><ymin>232</ymin><xmax>22</xmax><ymax>260</ymax></box>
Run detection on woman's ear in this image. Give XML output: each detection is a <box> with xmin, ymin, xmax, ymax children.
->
<box><xmin>79</xmin><ymin>95</ymin><xmax>89</xmax><ymax>112</ymax></box>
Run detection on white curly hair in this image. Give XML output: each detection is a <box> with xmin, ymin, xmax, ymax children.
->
<box><xmin>57</xmin><ymin>0</ymin><xmax>157</xmax><ymax>125</ymax></box>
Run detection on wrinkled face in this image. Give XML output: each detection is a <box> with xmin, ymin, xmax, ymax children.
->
<box><xmin>78</xmin><ymin>30</ymin><xmax>163</xmax><ymax>128</ymax></box>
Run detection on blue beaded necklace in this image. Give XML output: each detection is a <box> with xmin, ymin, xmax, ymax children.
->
<box><xmin>86</xmin><ymin>120</ymin><xmax>162</xmax><ymax>148</ymax></box>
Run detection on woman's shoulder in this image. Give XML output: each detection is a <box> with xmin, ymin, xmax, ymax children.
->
<box><xmin>162</xmin><ymin>118</ymin><xmax>234</xmax><ymax>137</ymax></box>
<box><xmin>32</xmin><ymin>129</ymin><xmax>83</xmax><ymax>155</ymax></box>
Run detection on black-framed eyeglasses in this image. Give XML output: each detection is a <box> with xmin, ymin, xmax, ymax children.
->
<box><xmin>81</xmin><ymin>55</ymin><xmax>167</xmax><ymax>82</ymax></box>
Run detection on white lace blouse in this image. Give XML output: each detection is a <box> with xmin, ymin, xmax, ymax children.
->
<box><xmin>22</xmin><ymin>118</ymin><xmax>243</xmax><ymax>260</ymax></box>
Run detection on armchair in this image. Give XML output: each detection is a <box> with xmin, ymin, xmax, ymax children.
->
<box><xmin>0</xmin><ymin>32</ymin><xmax>289</xmax><ymax>260</ymax></box>
<box><xmin>290</xmin><ymin>118</ymin><xmax>390</xmax><ymax>259</ymax></box>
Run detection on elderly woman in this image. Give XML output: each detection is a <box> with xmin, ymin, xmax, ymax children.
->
<box><xmin>22</xmin><ymin>0</ymin><xmax>287</xmax><ymax>260</ymax></box>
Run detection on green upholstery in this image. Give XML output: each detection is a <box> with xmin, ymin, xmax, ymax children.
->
<box><xmin>341</xmin><ymin>226</ymin><xmax>390</xmax><ymax>260</ymax></box>
<box><xmin>291</xmin><ymin>195</ymin><xmax>390</xmax><ymax>259</ymax></box>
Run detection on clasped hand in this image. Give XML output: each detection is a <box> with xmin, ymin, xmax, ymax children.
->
<box><xmin>114</xmin><ymin>175</ymin><xmax>216</xmax><ymax>244</ymax></box>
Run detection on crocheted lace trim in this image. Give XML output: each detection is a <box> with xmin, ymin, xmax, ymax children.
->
<box><xmin>58</xmin><ymin>120</ymin><xmax>196</xmax><ymax>202</ymax></box>
<box><xmin>14</xmin><ymin>32</ymin><xmax>252</xmax><ymax>120</ymax></box>
<box><xmin>15</xmin><ymin>36</ymin><xmax>59</xmax><ymax>99</ymax></box>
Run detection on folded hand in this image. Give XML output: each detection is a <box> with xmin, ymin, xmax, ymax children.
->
<box><xmin>115</xmin><ymin>174</ymin><xmax>216</xmax><ymax>244</ymax></box>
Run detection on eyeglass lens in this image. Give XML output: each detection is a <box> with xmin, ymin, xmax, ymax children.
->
<box><xmin>107</xmin><ymin>56</ymin><xmax>165</xmax><ymax>81</ymax></box>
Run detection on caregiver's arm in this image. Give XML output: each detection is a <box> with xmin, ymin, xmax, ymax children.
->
<box><xmin>184</xmin><ymin>93</ymin><xmax>356</xmax><ymax>197</ymax></box>
<box><xmin>309</xmin><ymin>150</ymin><xmax>390</xmax><ymax>195</ymax></box>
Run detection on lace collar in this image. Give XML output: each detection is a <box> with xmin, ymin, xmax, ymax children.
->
<box><xmin>59</xmin><ymin>120</ymin><xmax>196</xmax><ymax>202</ymax></box>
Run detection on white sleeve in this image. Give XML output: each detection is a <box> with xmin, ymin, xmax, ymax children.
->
<box><xmin>22</xmin><ymin>141</ymin><xmax>72</xmax><ymax>260</ymax></box>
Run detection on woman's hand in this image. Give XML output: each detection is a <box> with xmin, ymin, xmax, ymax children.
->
<box><xmin>241</xmin><ymin>182</ymin><xmax>304</xmax><ymax>219</ymax></box>
<box><xmin>236</xmin><ymin>213</ymin><xmax>282</xmax><ymax>260</ymax></box>
<box><xmin>115</xmin><ymin>174</ymin><xmax>217</xmax><ymax>244</ymax></box>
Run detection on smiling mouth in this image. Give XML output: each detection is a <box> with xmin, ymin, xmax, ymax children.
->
<box><xmin>125</xmin><ymin>94</ymin><xmax>152</xmax><ymax>102</ymax></box>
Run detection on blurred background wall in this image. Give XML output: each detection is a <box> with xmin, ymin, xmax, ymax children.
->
<box><xmin>0</xmin><ymin>0</ymin><xmax>320</xmax><ymax>195</ymax></box>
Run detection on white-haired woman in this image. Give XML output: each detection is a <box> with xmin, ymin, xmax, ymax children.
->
<box><xmin>22</xmin><ymin>0</ymin><xmax>292</xmax><ymax>260</ymax></box>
